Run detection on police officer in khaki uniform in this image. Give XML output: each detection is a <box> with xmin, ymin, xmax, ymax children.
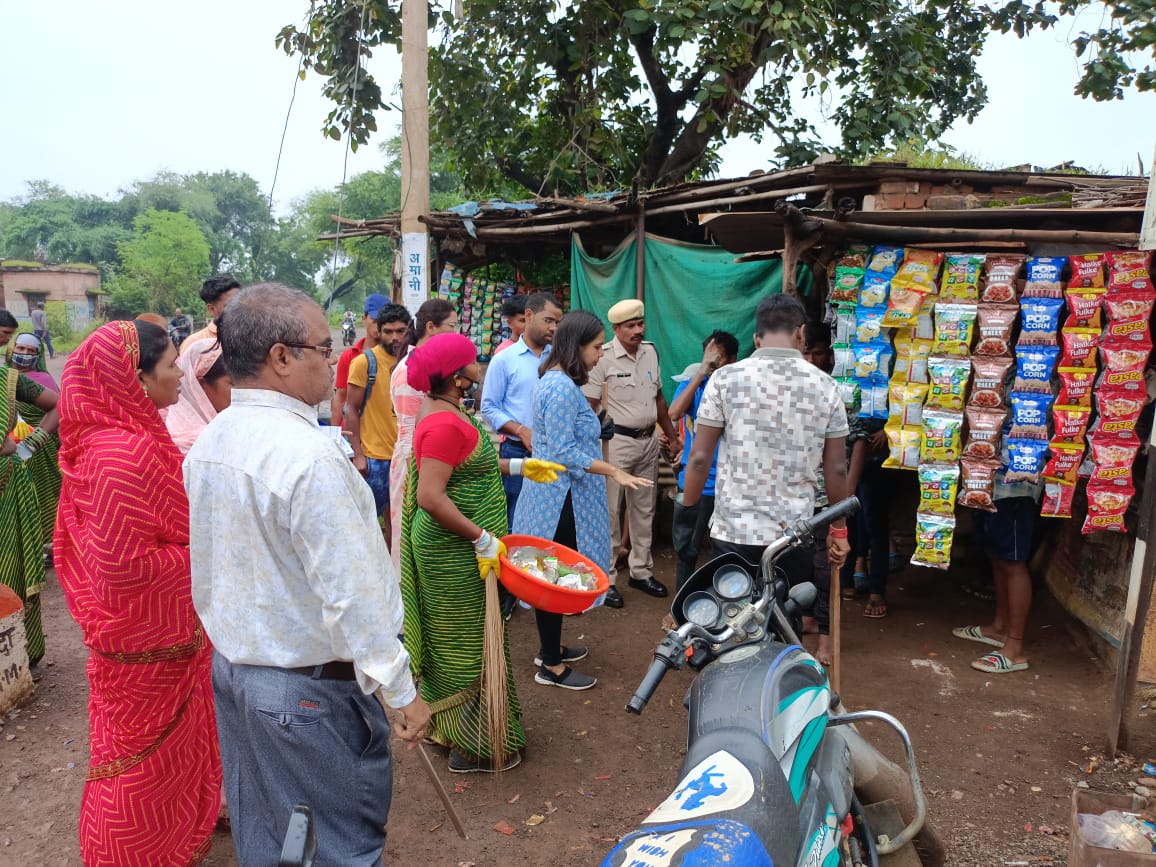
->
<box><xmin>583</xmin><ymin>299</ymin><xmax>681</xmax><ymax>608</ymax></box>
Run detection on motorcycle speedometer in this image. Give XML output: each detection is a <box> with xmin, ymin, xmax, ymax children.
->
<box><xmin>713</xmin><ymin>566</ymin><xmax>753</xmax><ymax>600</ymax></box>
<box><xmin>683</xmin><ymin>592</ymin><xmax>722</xmax><ymax>628</ymax></box>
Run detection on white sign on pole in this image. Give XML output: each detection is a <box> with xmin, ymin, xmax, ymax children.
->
<box><xmin>400</xmin><ymin>232</ymin><xmax>429</xmax><ymax>315</ymax></box>
<box><xmin>1141</xmin><ymin>143</ymin><xmax>1156</xmax><ymax>251</ymax></box>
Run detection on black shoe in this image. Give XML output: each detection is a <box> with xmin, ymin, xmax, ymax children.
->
<box><xmin>533</xmin><ymin>645</ymin><xmax>589</xmax><ymax>667</ymax></box>
<box><xmin>603</xmin><ymin>586</ymin><xmax>624</xmax><ymax>608</ymax></box>
<box><xmin>534</xmin><ymin>665</ymin><xmax>597</xmax><ymax>690</ymax></box>
<box><xmin>628</xmin><ymin>576</ymin><xmax>669</xmax><ymax>598</ymax></box>
<box><xmin>448</xmin><ymin>749</ymin><xmax>522</xmax><ymax>773</ymax></box>
<box><xmin>500</xmin><ymin>593</ymin><xmax>518</xmax><ymax>621</ymax></box>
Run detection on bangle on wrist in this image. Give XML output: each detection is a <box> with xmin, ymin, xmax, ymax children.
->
<box><xmin>829</xmin><ymin>526</ymin><xmax>848</xmax><ymax>539</ymax></box>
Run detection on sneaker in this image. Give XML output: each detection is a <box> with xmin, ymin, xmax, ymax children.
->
<box><xmin>447</xmin><ymin>749</ymin><xmax>522</xmax><ymax>774</ymax></box>
<box><xmin>533</xmin><ymin>645</ymin><xmax>589</xmax><ymax>667</ymax></box>
<box><xmin>534</xmin><ymin>665</ymin><xmax>597</xmax><ymax>691</ymax></box>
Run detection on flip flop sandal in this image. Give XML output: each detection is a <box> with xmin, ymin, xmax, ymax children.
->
<box><xmin>952</xmin><ymin>625</ymin><xmax>1005</xmax><ymax>648</ymax></box>
<box><xmin>842</xmin><ymin>573</ymin><xmax>868</xmax><ymax>600</ymax></box>
<box><xmin>863</xmin><ymin>598</ymin><xmax>888</xmax><ymax>619</ymax></box>
<box><xmin>970</xmin><ymin>651</ymin><xmax>1029</xmax><ymax>674</ymax></box>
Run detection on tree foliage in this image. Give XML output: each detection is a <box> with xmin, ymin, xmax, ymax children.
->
<box><xmin>109</xmin><ymin>209</ymin><xmax>211</xmax><ymax>316</ymax></box>
<box><xmin>281</xmin><ymin>0</ymin><xmax>1156</xmax><ymax>195</ymax></box>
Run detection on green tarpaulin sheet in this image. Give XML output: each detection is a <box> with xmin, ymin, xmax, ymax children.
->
<box><xmin>571</xmin><ymin>232</ymin><xmax>811</xmax><ymax>400</ymax></box>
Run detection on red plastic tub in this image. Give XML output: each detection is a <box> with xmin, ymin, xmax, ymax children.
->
<box><xmin>499</xmin><ymin>534</ymin><xmax>609</xmax><ymax>615</ymax></box>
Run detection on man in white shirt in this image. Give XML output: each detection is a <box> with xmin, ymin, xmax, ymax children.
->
<box><xmin>185</xmin><ymin>282</ymin><xmax>430</xmax><ymax>866</ymax></box>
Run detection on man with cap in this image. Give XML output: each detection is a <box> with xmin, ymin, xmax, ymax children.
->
<box><xmin>583</xmin><ymin>299</ymin><xmax>681</xmax><ymax>607</ymax></box>
<box><xmin>332</xmin><ymin>293</ymin><xmax>388</xmax><ymax>429</ymax></box>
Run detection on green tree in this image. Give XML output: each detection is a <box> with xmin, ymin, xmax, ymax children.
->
<box><xmin>0</xmin><ymin>181</ymin><xmax>131</xmax><ymax>264</ymax></box>
<box><xmin>109</xmin><ymin>209</ymin><xmax>211</xmax><ymax>316</ymax></box>
<box><xmin>281</xmin><ymin>0</ymin><xmax>1156</xmax><ymax>194</ymax></box>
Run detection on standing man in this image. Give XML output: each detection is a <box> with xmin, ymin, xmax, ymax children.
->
<box><xmin>583</xmin><ymin>299</ymin><xmax>681</xmax><ymax>608</ymax></box>
<box><xmin>30</xmin><ymin>302</ymin><xmax>54</xmax><ymax>359</ymax></box>
<box><xmin>332</xmin><ymin>292</ymin><xmax>388</xmax><ymax>428</ymax></box>
<box><xmin>681</xmin><ymin>295</ymin><xmax>851</xmax><ymax>581</ymax></box>
<box><xmin>668</xmin><ymin>330</ymin><xmax>739</xmax><ymax>589</ymax></box>
<box><xmin>182</xmin><ymin>274</ymin><xmax>241</xmax><ymax>351</ymax></box>
<box><xmin>346</xmin><ymin>302</ymin><xmax>413</xmax><ymax>525</ymax></box>
<box><xmin>493</xmin><ymin>294</ymin><xmax>528</xmax><ymax>355</ymax></box>
<box><xmin>186</xmin><ymin>283</ymin><xmax>430</xmax><ymax>865</ymax></box>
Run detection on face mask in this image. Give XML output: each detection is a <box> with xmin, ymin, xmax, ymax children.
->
<box><xmin>458</xmin><ymin>376</ymin><xmax>479</xmax><ymax>398</ymax></box>
<box><xmin>11</xmin><ymin>353</ymin><xmax>36</xmax><ymax>369</ymax></box>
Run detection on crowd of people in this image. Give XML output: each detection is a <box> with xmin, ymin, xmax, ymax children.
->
<box><xmin>0</xmin><ymin>275</ymin><xmax>1038</xmax><ymax>864</ymax></box>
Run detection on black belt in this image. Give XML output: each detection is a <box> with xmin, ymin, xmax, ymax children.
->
<box><xmin>613</xmin><ymin>424</ymin><xmax>655</xmax><ymax>439</ymax></box>
<box><xmin>288</xmin><ymin>661</ymin><xmax>357</xmax><ymax>681</ymax></box>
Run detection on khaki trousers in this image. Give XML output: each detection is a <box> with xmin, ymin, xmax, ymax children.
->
<box><xmin>607</xmin><ymin>432</ymin><xmax>660</xmax><ymax>585</ymax></box>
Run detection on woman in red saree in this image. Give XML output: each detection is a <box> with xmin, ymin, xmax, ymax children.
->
<box><xmin>54</xmin><ymin>320</ymin><xmax>221</xmax><ymax>866</ymax></box>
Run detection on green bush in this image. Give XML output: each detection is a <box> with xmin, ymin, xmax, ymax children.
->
<box><xmin>46</xmin><ymin>306</ymin><xmax>75</xmax><ymax>343</ymax></box>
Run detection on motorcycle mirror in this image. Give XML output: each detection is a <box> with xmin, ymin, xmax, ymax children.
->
<box><xmin>787</xmin><ymin>581</ymin><xmax>818</xmax><ymax>610</ymax></box>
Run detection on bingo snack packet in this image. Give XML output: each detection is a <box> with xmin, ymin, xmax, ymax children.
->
<box><xmin>920</xmin><ymin>410</ymin><xmax>964</xmax><ymax>463</ymax></box>
<box><xmin>932</xmin><ymin>302</ymin><xmax>978</xmax><ymax>356</ymax></box>
<box><xmin>1023</xmin><ymin>256</ymin><xmax>1067</xmax><ymax>299</ymax></box>
<box><xmin>968</xmin><ymin>356</ymin><xmax>1013</xmax><ymax>409</ymax></box>
<box><xmin>940</xmin><ymin>253</ymin><xmax>985</xmax><ymax>302</ymax></box>
<box><xmin>911</xmin><ymin>513</ymin><xmax>956</xmax><ymax>570</ymax></box>
<box><xmin>1013</xmin><ymin>345</ymin><xmax>1060</xmax><ymax>393</ymax></box>
<box><xmin>925</xmin><ymin>356</ymin><xmax>971</xmax><ymax>412</ymax></box>
<box><xmin>962</xmin><ymin>406</ymin><xmax>1007</xmax><ymax>461</ymax></box>
<box><xmin>973</xmin><ymin>303</ymin><xmax>1018</xmax><ymax>357</ymax></box>
<box><xmin>918</xmin><ymin>463</ymin><xmax>960</xmax><ymax>515</ymax></box>
<box><xmin>958</xmin><ymin>457</ymin><xmax>1000</xmax><ymax>511</ymax></box>
<box><xmin>880</xmin><ymin>282</ymin><xmax>933</xmax><ymax>328</ymax></box>
<box><xmin>981</xmin><ymin>254</ymin><xmax>1025</xmax><ymax>303</ymax></box>
<box><xmin>1017</xmin><ymin>297</ymin><xmax>1064</xmax><ymax>346</ymax></box>
<box><xmin>1106</xmin><ymin>250</ymin><xmax>1153</xmax><ymax>293</ymax></box>
<box><xmin>1082</xmin><ymin>483</ymin><xmax>1134</xmax><ymax>534</ymax></box>
<box><xmin>1041</xmin><ymin>481</ymin><xmax>1077</xmax><ymax>519</ymax></box>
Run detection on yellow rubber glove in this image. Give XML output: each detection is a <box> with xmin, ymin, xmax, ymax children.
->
<box><xmin>521</xmin><ymin>458</ymin><xmax>566</xmax><ymax>483</ymax></box>
<box><xmin>473</xmin><ymin>530</ymin><xmax>507</xmax><ymax>581</ymax></box>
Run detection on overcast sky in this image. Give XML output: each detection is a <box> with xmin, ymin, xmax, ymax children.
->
<box><xmin>2</xmin><ymin>2</ymin><xmax>1153</xmax><ymax>217</ymax></box>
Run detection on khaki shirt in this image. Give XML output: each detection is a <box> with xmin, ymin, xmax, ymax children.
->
<box><xmin>582</xmin><ymin>338</ymin><xmax>661</xmax><ymax>429</ymax></box>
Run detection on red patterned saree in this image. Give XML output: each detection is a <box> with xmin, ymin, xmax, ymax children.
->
<box><xmin>54</xmin><ymin>322</ymin><xmax>221</xmax><ymax>866</ymax></box>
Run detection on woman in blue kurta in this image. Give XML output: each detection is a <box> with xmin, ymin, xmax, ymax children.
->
<box><xmin>514</xmin><ymin>310</ymin><xmax>654</xmax><ymax>690</ymax></box>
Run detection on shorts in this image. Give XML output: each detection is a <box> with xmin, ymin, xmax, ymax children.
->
<box><xmin>365</xmin><ymin>458</ymin><xmax>391</xmax><ymax>517</ymax></box>
<box><xmin>972</xmin><ymin>496</ymin><xmax>1039</xmax><ymax>563</ymax></box>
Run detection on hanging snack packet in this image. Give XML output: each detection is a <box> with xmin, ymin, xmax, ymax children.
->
<box><xmin>1106</xmin><ymin>250</ymin><xmax>1154</xmax><ymax>293</ymax></box>
<box><xmin>867</xmin><ymin>245</ymin><xmax>904</xmax><ymax>275</ymax></box>
<box><xmin>1009</xmin><ymin>391</ymin><xmax>1054</xmax><ymax>440</ymax></box>
<box><xmin>1082</xmin><ymin>483</ymin><xmax>1134</xmax><ymax>534</ymax></box>
<box><xmin>1095</xmin><ymin>389</ymin><xmax>1146</xmax><ymax>439</ymax></box>
<box><xmin>940</xmin><ymin>253</ymin><xmax>985</xmax><ymax>302</ymax></box>
<box><xmin>1056</xmin><ymin>367</ymin><xmax>1096</xmax><ymax>408</ymax></box>
<box><xmin>1012</xmin><ymin>345</ymin><xmax>1060</xmax><ymax>393</ymax></box>
<box><xmin>859</xmin><ymin>272</ymin><xmax>891</xmax><ymax>309</ymax></box>
<box><xmin>1099</xmin><ymin>342</ymin><xmax>1151</xmax><ymax>390</ymax></box>
<box><xmin>980</xmin><ymin>254</ymin><xmax>1025</xmax><ymax>303</ymax></box>
<box><xmin>831</xmin><ymin>267</ymin><xmax>865</xmax><ymax>304</ymax></box>
<box><xmin>836</xmin><ymin>377</ymin><xmax>862</xmax><ymax>417</ymax></box>
<box><xmin>1050</xmin><ymin>406</ymin><xmax>1091</xmax><ymax>445</ymax></box>
<box><xmin>963</xmin><ymin>406</ymin><xmax>1006</xmax><ymax>460</ymax></box>
<box><xmin>852</xmin><ymin>338</ymin><xmax>893</xmax><ymax>379</ymax></box>
<box><xmin>1104</xmin><ymin>292</ymin><xmax>1156</xmax><ymax>343</ymax></box>
<box><xmin>832</xmin><ymin>344</ymin><xmax>856</xmax><ymax>379</ymax></box>
<box><xmin>894</xmin><ymin>249</ymin><xmax>944</xmax><ymax>289</ymax></box>
<box><xmin>883</xmin><ymin>424</ymin><xmax>922</xmax><ymax>470</ymax></box>
<box><xmin>931</xmin><ymin>303</ymin><xmax>978</xmax><ymax>356</ymax></box>
<box><xmin>1043</xmin><ymin>442</ymin><xmax>1084</xmax><ymax>485</ymax></box>
<box><xmin>1017</xmin><ymin>297</ymin><xmax>1064</xmax><ymax>346</ymax></box>
<box><xmin>920</xmin><ymin>410</ymin><xmax>964</xmax><ymax>463</ymax></box>
<box><xmin>1059</xmin><ymin>328</ymin><xmax>1099</xmax><ymax>369</ymax></box>
<box><xmin>1005</xmin><ymin>438</ymin><xmax>1050</xmax><ymax>484</ymax></box>
<box><xmin>911</xmin><ymin>513</ymin><xmax>956</xmax><ymax>570</ymax></box>
<box><xmin>1041</xmin><ymin>482</ymin><xmax>1077</xmax><ymax>519</ymax></box>
<box><xmin>925</xmin><ymin>356</ymin><xmax>971</xmax><ymax>412</ymax></box>
<box><xmin>1068</xmin><ymin>253</ymin><xmax>1106</xmax><ymax>289</ymax></box>
<box><xmin>974</xmin><ymin>303</ymin><xmax>1018</xmax><ymax>357</ymax></box>
<box><xmin>968</xmin><ymin>356</ymin><xmax>1013</xmax><ymax>409</ymax></box>
<box><xmin>1023</xmin><ymin>256</ymin><xmax>1067</xmax><ymax>299</ymax></box>
<box><xmin>1089</xmin><ymin>437</ymin><xmax>1140</xmax><ymax>486</ymax></box>
<box><xmin>857</xmin><ymin>377</ymin><xmax>891</xmax><ymax>420</ymax></box>
<box><xmin>891</xmin><ymin>335</ymin><xmax>933</xmax><ymax>385</ymax></box>
<box><xmin>880</xmin><ymin>282</ymin><xmax>932</xmax><ymax>328</ymax></box>
<box><xmin>833</xmin><ymin>303</ymin><xmax>857</xmax><ymax>345</ymax></box>
<box><xmin>918</xmin><ymin>463</ymin><xmax>961</xmax><ymax>515</ymax></box>
<box><xmin>838</xmin><ymin>244</ymin><xmax>872</xmax><ymax>269</ymax></box>
<box><xmin>1065</xmin><ymin>288</ymin><xmax>1104</xmax><ymax>330</ymax></box>
<box><xmin>855</xmin><ymin>306</ymin><xmax>886</xmax><ymax>342</ymax></box>
<box><xmin>914</xmin><ymin>310</ymin><xmax>934</xmax><ymax>340</ymax></box>
<box><xmin>959</xmin><ymin>457</ymin><xmax>1000</xmax><ymax>511</ymax></box>
<box><xmin>888</xmin><ymin>381</ymin><xmax>928</xmax><ymax>427</ymax></box>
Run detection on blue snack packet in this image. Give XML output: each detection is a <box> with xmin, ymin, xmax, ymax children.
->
<box><xmin>867</xmin><ymin>245</ymin><xmax>904</xmax><ymax>276</ymax></box>
<box><xmin>1018</xmin><ymin>297</ymin><xmax>1065</xmax><ymax>345</ymax></box>
<box><xmin>1005</xmin><ymin>438</ymin><xmax>1050</xmax><ymax>484</ymax></box>
<box><xmin>1012</xmin><ymin>345</ymin><xmax>1060</xmax><ymax>393</ymax></box>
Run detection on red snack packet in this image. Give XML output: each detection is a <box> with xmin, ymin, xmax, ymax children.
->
<box><xmin>958</xmin><ymin>457</ymin><xmax>999</xmax><ymax>512</ymax></box>
<box><xmin>1041</xmin><ymin>481</ymin><xmax>1077</xmax><ymax>519</ymax></box>
<box><xmin>1103</xmin><ymin>292</ymin><xmax>1156</xmax><ymax>344</ymax></box>
<box><xmin>980</xmin><ymin>254</ymin><xmax>1024</xmax><ymax>303</ymax></box>
<box><xmin>1051</xmin><ymin>406</ymin><xmax>1091</xmax><ymax>445</ymax></box>
<box><xmin>1059</xmin><ymin>328</ymin><xmax>1099</xmax><ymax>369</ymax></box>
<box><xmin>1095</xmin><ymin>389</ymin><xmax>1145</xmax><ymax>439</ymax></box>
<box><xmin>1081</xmin><ymin>483</ymin><xmax>1134</xmax><ymax>534</ymax></box>
<box><xmin>1068</xmin><ymin>254</ymin><xmax>1106</xmax><ymax>289</ymax></box>
<box><xmin>968</xmin><ymin>356</ymin><xmax>1013</xmax><ymax>409</ymax></box>
<box><xmin>1043</xmin><ymin>442</ymin><xmax>1084</xmax><ymax>484</ymax></box>
<box><xmin>1064</xmin><ymin>288</ymin><xmax>1104</xmax><ymax>330</ymax></box>
<box><xmin>1106</xmin><ymin>250</ymin><xmax>1154</xmax><ymax>293</ymax></box>
<box><xmin>1089</xmin><ymin>437</ymin><xmax>1140</xmax><ymax>486</ymax></box>
<box><xmin>1056</xmin><ymin>367</ymin><xmax>1096</xmax><ymax>408</ymax></box>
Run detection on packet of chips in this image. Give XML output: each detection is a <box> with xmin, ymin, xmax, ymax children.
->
<box><xmin>837</xmin><ymin>244</ymin><xmax>871</xmax><ymax>269</ymax></box>
<box><xmin>832</xmin><ymin>344</ymin><xmax>856</xmax><ymax>379</ymax></box>
<box><xmin>925</xmin><ymin>356</ymin><xmax>971</xmax><ymax>412</ymax></box>
<box><xmin>894</xmin><ymin>249</ymin><xmax>944</xmax><ymax>289</ymax></box>
<box><xmin>832</xmin><ymin>304</ymin><xmax>857</xmax><ymax>345</ymax></box>
<box><xmin>836</xmin><ymin>377</ymin><xmax>862</xmax><ymax>416</ymax></box>
<box><xmin>831</xmin><ymin>267</ymin><xmax>865</xmax><ymax>304</ymax></box>
<box><xmin>855</xmin><ymin>306</ymin><xmax>886</xmax><ymax>342</ymax></box>
<box><xmin>852</xmin><ymin>338</ymin><xmax>893</xmax><ymax>379</ymax></box>
<box><xmin>1056</xmin><ymin>367</ymin><xmax>1096</xmax><ymax>408</ymax></box>
<box><xmin>911</xmin><ymin>513</ymin><xmax>956</xmax><ymax>570</ymax></box>
<box><xmin>1065</xmin><ymin>288</ymin><xmax>1104</xmax><ymax>330</ymax></box>
<box><xmin>1050</xmin><ymin>405</ymin><xmax>1091</xmax><ymax>445</ymax></box>
<box><xmin>1023</xmin><ymin>256</ymin><xmax>1067</xmax><ymax>299</ymax></box>
<box><xmin>980</xmin><ymin>254</ymin><xmax>1025</xmax><ymax>303</ymax></box>
<box><xmin>931</xmin><ymin>302</ymin><xmax>978</xmax><ymax>356</ymax></box>
<box><xmin>1059</xmin><ymin>328</ymin><xmax>1099</xmax><ymax>369</ymax></box>
<box><xmin>880</xmin><ymin>282</ymin><xmax>933</xmax><ymax>328</ymax></box>
<box><xmin>1089</xmin><ymin>437</ymin><xmax>1140</xmax><ymax>486</ymax></box>
<box><xmin>882</xmin><ymin>424</ymin><xmax>922</xmax><ymax>470</ymax></box>
<box><xmin>1104</xmin><ymin>292</ymin><xmax>1156</xmax><ymax>344</ymax></box>
<box><xmin>940</xmin><ymin>253</ymin><xmax>985</xmax><ymax>301</ymax></box>
<box><xmin>891</xmin><ymin>332</ymin><xmax>933</xmax><ymax>384</ymax></box>
<box><xmin>1009</xmin><ymin>391</ymin><xmax>1054</xmax><ymax>440</ymax></box>
<box><xmin>857</xmin><ymin>377</ymin><xmax>890</xmax><ymax>420</ymax></box>
<box><xmin>1106</xmin><ymin>250</ymin><xmax>1154</xmax><ymax>293</ymax></box>
<box><xmin>1012</xmin><ymin>345</ymin><xmax>1060</xmax><ymax>393</ymax></box>
<box><xmin>1099</xmin><ymin>341</ymin><xmax>1151</xmax><ymax>390</ymax></box>
<box><xmin>968</xmin><ymin>356</ymin><xmax>1013</xmax><ymax>409</ymax></box>
<box><xmin>920</xmin><ymin>410</ymin><xmax>964</xmax><ymax>463</ymax></box>
<box><xmin>1043</xmin><ymin>442</ymin><xmax>1084</xmax><ymax>484</ymax></box>
<box><xmin>1068</xmin><ymin>253</ymin><xmax>1106</xmax><ymax>289</ymax></box>
<box><xmin>1082</xmin><ymin>482</ymin><xmax>1134</xmax><ymax>534</ymax></box>
<box><xmin>1095</xmin><ymin>388</ymin><xmax>1146</xmax><ymax>439</ymax></box>
<box><xmin>963</xmin><ymin>406</ymin><xmax>1006</xmax><ymax>460</ymax></box>
<box><xmin>1018</xmin><ymin>297</ymin><xmax>1064</xmax><ymax>346</ymax></box>
<box><xmin>914</xmin><ymin>310</ymin><xmax>934</xmax><ymax>340</ymax></box>
<box><xmin>867</xmin><ymin>245</ymin><xmax>904</xmax><ymax>275</ymax></box>
<box><xmin>973</xmin><ymin>303</ymin><xmax>1018</xmax><ymax>357</ymax></box>
<box><xmin>1005</xmin><ymin>438</ymin><xmax>1049</xmax><ymax>484</ymax></box>
<box><xmin>888</xmin><ymin>381</ymin><xmax>928</xmax><ymax>427</ymax></box>
<box><xmin>918</xmin><ymin>463</ymin><xmax>960</xmax><ymax>515</ymax></box>
<box><xmin>958</xmin><ymin>457</ymin><xmax>1000</xmax><ymax>511</ymax></box>
<box><xmin>1041</xmin><ymin>481</ymin><xmax>1077</xmax><ymax>519</ymax></box>
<box><xmin>859</xmin><ymin>272</ymin><xmax>890</xmax><ymax>309</ymax></box>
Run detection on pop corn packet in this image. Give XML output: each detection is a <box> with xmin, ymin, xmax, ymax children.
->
<box><xmin>918</xmin><ymin>463</ymin><xmax>961</xmax><ymax>515</ymax></box>
<box><xmin>1018</xmin><ymin>297</ymin><xmax>1064</xmax><ymax>346</ymax></box>
<box><xmin>940</xmin><ymin>253</ymin><xmax>985</xmax><ymax>302</ymax></box>
<box><xmin>1004</xmin><ymin>438</ymin><xmax>1050</xmax><ymax>484</ymax></box>
<box><xmin>1023</xmin><ymin>256</ymin><xmax>1067</xmax><ymax>299</ymax></box>
<box><xmin>958</xmin><ymin>457</ymin><xmax>1000</xmax><ymax>512</ymax></box>
<box><xmin>911</xmin><ymin>513</ymin><xmax>956</xmax><ymax>570</ymax></box>
<box><xmin>1009</xmin><ymin>391</ymin><xmax>1053</xmax><ymax>440</ymax></box>
<box><xmin>1012</xmin><ymin>345</ymin><xmax>1060</xmax><ymax>393</ymax></box>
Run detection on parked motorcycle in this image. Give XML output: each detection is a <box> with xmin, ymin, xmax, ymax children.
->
<box><xmin>601</xmin><ymin>497</ymin><xmax>934</xmax><ymax>867</ymax></box>
<box><xmin>342</xmin><ymin>319</ymin><xmax>357</xmax><ymax>347</ymax></box>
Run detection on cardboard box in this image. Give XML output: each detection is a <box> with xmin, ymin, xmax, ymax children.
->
<box><xmin>1070</xmin><ymin>789</ymin><xmax>1156</xmax><ymax>866</ymax></box>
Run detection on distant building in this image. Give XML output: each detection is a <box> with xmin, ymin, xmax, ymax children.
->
<box><xmin>0</xmin><ymin>262</ymin><xmax>105</xmax><ymax>327</ymax></box>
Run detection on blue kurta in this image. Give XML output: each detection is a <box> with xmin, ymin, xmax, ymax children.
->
<box><xmin>512</xmin><ymin>369</ymin><xmax>610</xmax><ymax>576</ymax></box>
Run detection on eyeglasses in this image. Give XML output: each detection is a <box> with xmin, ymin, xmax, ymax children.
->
<box><xmin>282</xmin><ymin>342</ymin><xmax>334</xmax><ymax>359</ymax></box>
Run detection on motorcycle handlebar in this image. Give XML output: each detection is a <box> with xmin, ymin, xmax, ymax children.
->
<box><xmin>626</xmin><ymin>655</ymin><xmax>674</xmax><ymax>715</ymax></box>
<box><xmin>802</xmin><ymin>496</ymin><xmax>861</xmax><ymax>537</ymax></box>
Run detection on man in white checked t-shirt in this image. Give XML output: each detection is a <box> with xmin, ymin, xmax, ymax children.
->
<box><xmin>679</xmin><ymin>294</ymin><xmax>852</xmax><ymax>578</ymax></box>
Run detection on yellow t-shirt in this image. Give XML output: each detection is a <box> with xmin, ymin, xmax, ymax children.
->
<box><xmin>347</xmin><ymin>346</ymin><xmax>399</xmax><ymax>460</ymax></box>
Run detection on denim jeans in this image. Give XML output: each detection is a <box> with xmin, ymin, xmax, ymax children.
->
<box><xmin>672</xmin><ymin>493</ymin><xmax>715</xmax><ymax>590</ymax></box>
<box><xmin>212</xmin><ymin>652</ymin><xmax>394</xmax><ymax>866</ymax></box>
<box><xmin>365</xmin><ymin>458</ymin><xmax>391</xmax><ymax>517</ymax></box>
<box><xmin>499</xmin><ymin>439</ymin><xmax>530</xmax><ymax>527</ymax></box>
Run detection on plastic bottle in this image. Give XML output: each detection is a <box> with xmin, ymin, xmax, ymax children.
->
<box><xmin>1078</xmin><ymin>811</ymin><xmax>1153</xmax><ymax>852</ymax></box>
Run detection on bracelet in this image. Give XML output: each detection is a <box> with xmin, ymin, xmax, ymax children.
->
<box><xmin>509</xmin><ymin>458</ymin><xmax>524</xmax><ymax>477</ymax></box>
<box><xmin>829</xmin><ymin>526</ymin><xmax>849</xmax><ymax>539</ymax></box>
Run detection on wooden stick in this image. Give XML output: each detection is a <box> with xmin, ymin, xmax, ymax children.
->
<box><xmin>415</xmin><ymin>744</ymin><xmax>469</xmax><ymax>839</ymax></box>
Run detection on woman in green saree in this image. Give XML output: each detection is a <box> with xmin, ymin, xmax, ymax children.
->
<box><xmin>6</xmin><ymin>332</ymin><xmax>61</xmax><ymax>548</ymax></box>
